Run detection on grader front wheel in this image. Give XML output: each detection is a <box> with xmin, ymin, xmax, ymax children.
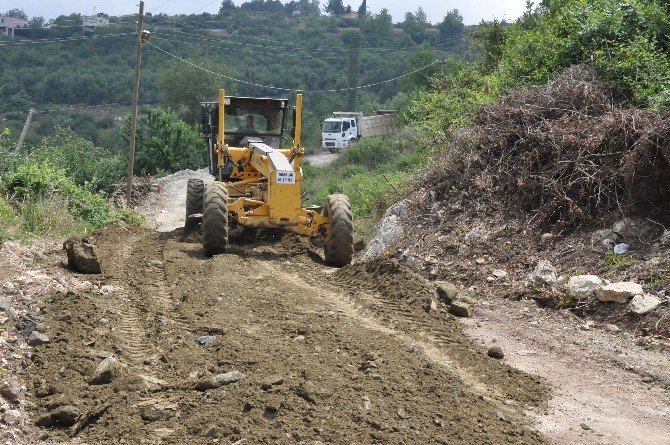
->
<box><xmin>202</xmin><ymin>182</ymin><xmax>229</xmax><ymax>256</ymax></box>
<box><xmin>323</xmin><ymin>194</ymin><xmax>354</xmax><ymax>267</ymax></box>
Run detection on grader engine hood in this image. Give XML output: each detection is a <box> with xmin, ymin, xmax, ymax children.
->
<box><xmin>248</xmin><ymin>142</ymin><xmax>295</xmax><ymax>184</ymax></box>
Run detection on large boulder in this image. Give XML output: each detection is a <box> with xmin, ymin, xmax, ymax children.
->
<box><xmin>63</xmin><ymin>237</ymin><xmax>102</xmax><ymax>274</ymax></box>
<box><xmin>361</xmin><ymin>201</ymin><xmax>409</xmax><ymax>262</ymax></box>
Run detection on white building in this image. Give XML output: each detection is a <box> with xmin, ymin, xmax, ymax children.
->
<box><xmin>83</xmin><ymin>15</ymin><xmax>109</xmax><ymax>32</ymax></box>
<box><xmin>0</xmin><ymin>16</ymin><xmax>29</xmax><ymax>37</ymax></box>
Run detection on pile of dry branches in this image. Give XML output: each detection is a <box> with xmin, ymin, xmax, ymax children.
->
<box><xmin>430</xmin><ymin>65</ymin><xmax>670</xmax><ymax>230</ymax></box>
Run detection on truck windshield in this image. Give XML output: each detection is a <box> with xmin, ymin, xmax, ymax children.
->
<box><xmin>322</xmin><ymin>121</ymin><xmax>341</xmax><ymax>133</ymax></box>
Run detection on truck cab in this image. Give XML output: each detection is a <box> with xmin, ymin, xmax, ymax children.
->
<box><xmin>321</xmin><ymin>117</ymin><xmax>358</xmax><ymax>153</ymax></box>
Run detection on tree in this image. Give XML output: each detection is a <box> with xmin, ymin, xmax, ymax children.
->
<box><xmin>360</xmin><ymin>8</ymin><xmax>392</xmax><ymax>42</ymax></box>
<box><xmin>4</xmin><ymin>8</ymin><xmax>28</xmax><ymax>20</ymax></box>
<box><xmin>402</xmin><ymin>8</ymin><xmax>430</xmax><ymax>44</ymax></box>
<box><xmin>323</xmin><ymin>0</ymin><xmax>345</xmax><ymax>15</ymax></box>
<box><xmin>439</xmin><ymin>9</ymin><xmax>464</xmax><ymax>40</ymax></box>
<box><xmin>297</xmin><ymin>0</ymin><xmax>321</xmax><ymax>16</ymax></box>
<box><xmin>122</xmin><ymin>108</ymin><xmax>206</xmax><ymax>175</ymax></box>
<box><xmin>157</xmin><ymin>59</ymin><xmax>237</xmax><ymax>124</ymax></box>
<box><xmin>400</xmin><ymin>49</ymin><xmax>439</xmax><ymax>93</ymax></box>
<box><xmin>219</xmin><ymin>0</ymin><xmax>236</xmax><ymax>14</ymax></box>
<box><xmin>357</xmin><ymin>0</ymin><xmax>366</xmax><ymax>18</ymax></box>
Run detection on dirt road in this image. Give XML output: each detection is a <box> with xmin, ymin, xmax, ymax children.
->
<box><xmin>25</xmin><ymin>226</ymin><xmax>547</xmax><ymax>444</ymax></box>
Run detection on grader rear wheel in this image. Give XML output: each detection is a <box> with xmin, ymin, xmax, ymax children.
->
<box><xmin>185</xmin><ymin>178</ymin><xmax>204</xmax><ymax>219</ymax></box>
<box><xmin>323</xmin><ymin>194</ymin><xmax>354</xmax><ymax>267</ymax></box>
<box><xmin>202</xmin><ymin>182</ymin><xmax>229</xmax><ymax>256</ymax></box>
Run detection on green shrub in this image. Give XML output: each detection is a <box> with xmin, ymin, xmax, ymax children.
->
<box><xmin>4</xmin><ymin>162</ymin><xmax>112</xmax><ymax>229</ymax></box>
<box><xmin>30</xmin><ymin>126</ymin><xmax>125</xmax><ymax>191</ymax></box>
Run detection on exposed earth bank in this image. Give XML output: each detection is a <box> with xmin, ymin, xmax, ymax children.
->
<box><xmin>0</xmin><ymin>168</ymin><xmax>668</xmax><ymax>445</ymax></box>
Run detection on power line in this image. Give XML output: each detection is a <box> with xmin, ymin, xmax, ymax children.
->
<box><xmin>146</xmin><ymin>41</ymin><xmax>442</xmax><ymax>93</ymax></box>
<box><xmin>0</xmin><ymin>32</ymin><xmax>134</xmax><ymax>46</ymax></box>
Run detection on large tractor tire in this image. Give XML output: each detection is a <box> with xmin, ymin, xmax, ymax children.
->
<box><xmin>323</xmin><ymin>194</ymin><xmax>354</xmax><ymax>267</ymax></box>
<box><xmin>202</xmin><ymin>182</ymin><xmax>229</xmax><ymax>256</ymax></box>
<box><xmin>185</xmin><ymin>178</ymin><xmax>204</xmax><ymax>219</ymax></box>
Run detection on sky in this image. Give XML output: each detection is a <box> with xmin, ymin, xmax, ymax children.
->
<box><xmin>2</xmin><ymin>1</ymin><xmax>528</xmax><ymax>26</ymax></box>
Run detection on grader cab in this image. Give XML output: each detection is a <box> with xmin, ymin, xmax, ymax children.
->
<box><xmin>187</xmin><ymin>89</ymin><xmax>353</xmax><ymax>267</ymax></box>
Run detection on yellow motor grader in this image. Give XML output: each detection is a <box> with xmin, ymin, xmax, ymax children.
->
<box><xmin>187</xmin><ymin>89</ymin><xmax>353</xmax><ymax>267</ymax></box>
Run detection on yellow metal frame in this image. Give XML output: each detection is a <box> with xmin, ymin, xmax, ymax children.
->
<box><xmin>213</xmin><ymin>89</ymin><xmax>328</xmax><ymax>237</ymax></box>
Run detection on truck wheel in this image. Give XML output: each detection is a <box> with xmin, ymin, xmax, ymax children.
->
<box><xmin>202</xmin><ymin>182</ymin><xmax>229</xmax><ymax>256</ymax></box>
<box><xmin>186</xmin><ymin>178</ymin><xmax>204</xmax><ymax>219</ymax></box>
<box><xmin>323</xmin><ymin>194</ymin><xmax>354</xmax><ymax>267</ymax></box>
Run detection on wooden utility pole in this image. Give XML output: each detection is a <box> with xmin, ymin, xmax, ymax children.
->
<box><xmin>126</xmin><ymin>0</ymin><xmax>145</xmax><ymax>207</ymax></box>
<box><xmin>16</xmin><ymin>109</ymin><xmax>34</xmax><ymax>150</ymax></box>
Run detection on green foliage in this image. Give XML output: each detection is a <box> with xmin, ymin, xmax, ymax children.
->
<box><xmin>497</xmin><ymin>0</ymin><xmax>670</xmax><ymax>108</ymax></box>
<box><xmin>402</xmin><ymin>8</ymin><xmax>430</xmax><ymax>44</ymax></box>
<box><xmin>4</xmin><ymin>8</ymin><xmax>28</xmax><ymax>20</ymax></box>
<box><xmin>600</xmin><ymin>252</ymin><xmax>637</xmax><ymax>274</ymax></box>
<box><xmin>2</xmin><ymin>161</ymin><xmax>113</xmax><ymax>230</ymax></box>
<box><xmin>123</xmin><ymin>108</ymin><xmax>206</xmax><ymax>175</ymax></box>
<box><xmin>401</xmin><ymin>49</ymin><xmax>439</xmax><ymax>93</ymax></box>
<box><xmin>404</xmin><ymin>63</ymin><xmax>500</xmax><ymax>133</ymax></box>
<box><xmin>439</xmin><ymin>10</ymin><xmax>465</xmax><ymax>40</ymax></box>
<box><xmin>303</xmin><ymin>134</ymin><xmax>424</xmax><ymax>234</ymax></box>
<box><xmin>157</xmin><ymin>59</ymin><xmax>237</xmax><ymax>124</ymax></box>
<box><xmin>472</xmin><ymin>19</ymin><xmax>508</xmax><ymax>73</ymax></box>
<box><xmin>30</xmin><ymin>126</ymin><xmax>125</xmax><ymax>191</ymax></box>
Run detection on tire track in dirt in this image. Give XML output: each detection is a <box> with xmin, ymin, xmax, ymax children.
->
<box><xmin>102</xmin><ymin>231</ymin><xmax>152</xmax><ymax>364</ymax></box>
<box><xmin>97</xmin><ymin>228</ymin><xmax>187</xmax><ymax>366</ymax></box>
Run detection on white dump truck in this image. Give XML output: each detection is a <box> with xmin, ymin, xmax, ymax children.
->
<box><xmin>321</xmin><ymin>111</ymin><xmax>396</xmax><ymax>152</ymax></box>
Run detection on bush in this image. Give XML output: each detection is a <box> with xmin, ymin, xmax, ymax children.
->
<box><xmin>4</xmin><ymin>162</ymin><xmax>112</xmax><ymax>228</ymax></box>
<box><xmin>30</xmin><ymin>126</ymin><xmax>125</xmax><ymax>191</ymax></box>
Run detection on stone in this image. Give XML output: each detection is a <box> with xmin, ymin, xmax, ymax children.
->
<box><xmin>195</xmin><ymin>370</ymin><xmax>244</xmax><ymax>391</ymax></box>
<box><xmin>613</xmin><ymin>243</ymin><xmax>629</xmax><ymax>255</ymax></box>
<box><xmin>593</xmin><ymin>229</ymin><xmax>618</xmax><ymax>250</ymax></box>
<box><xmin>361</xmin><ymin>201</ymin><xmax>408</xmax><ymax>261</ymax></box>
<box><xmin>594</xmin><ymin>282</ymin><xmax>643</xmax><ymax>303</ymax></box>
<box><xmin>63</xmin><ymin>236</ymin><xmax>102</xmax><ymax>274</ymax></box>
<box><xmin>612</xmin><ymin>217</ymin><xmax>650</xmax><ymax>241</ymax></box>
<box><xmin>2</xmin><ymin>409</ymin><xmax>21</xmax><ymax>426</ymax></box>
<box><xmin>448</xmin><ymin>301</ymin><xmax>472</xmax><ymax>318</ymax></box>
<box><xmin>50</xmin><ymin>405</ymin><xmax>80</xmax><ymax>427</ymax></box>
<box><xmin>88</xmin><ymin>356</ymin><xmax>128</xmax><ymax>385</ymax></box>
<box><xmin>605</xmin><ymin>324</ymin><xmax>621</xmax><ymax>332</ymax></box>
<box><xmin>28</xmin><ymin>331</ymin><xmax>50</xmax><ymax>346</ymax></box>
<box><xmin>140</xmin><ymin>405</ymin><xmax>176</xmax><ymax>422</ymax></box>
<box><xmin>487</xmin><ymin>346</ymin><xmax>504</xmax><ymax>359</ymax></box>
<box><xmin>434</xmin><ymin>281</ymin><xmax>459</xmax><ymax>304</ymax></box>
<box><xmin>196</xmin><ymin>335</ymin><xmax>216</xmax><ymax>346</ymax></box>
<box><xmin>659</xmin><ymin>230</ymin><xmax>670</xmax><ymax>246</ymax></box>
<box><xmin>568</xmin><ymin>275</ymin><xmax>603</xmax><ymax>299</ymax></box>
<box><xmin>492</xmin><ymin>269</ymin><xmax>508</xmax><ymax>279</ymax></box>
<box><xmin>629</xmin><ymin>294</ymin><xmax>662</xmax><ymax>315</ymax></box>
<box><xmin>527</xmin><ymin>260</ymin><xmax>557</xmax><ymax>286</ymax></box>
<box><xmin>0</xmin><ymin>379</ymin><xmax>21</xmax><ymax>403</ymax></box>
<box><xmin>261</xmin><ymin>376</ymin><xmax>284</xmax><ymax>391</ymax></box>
